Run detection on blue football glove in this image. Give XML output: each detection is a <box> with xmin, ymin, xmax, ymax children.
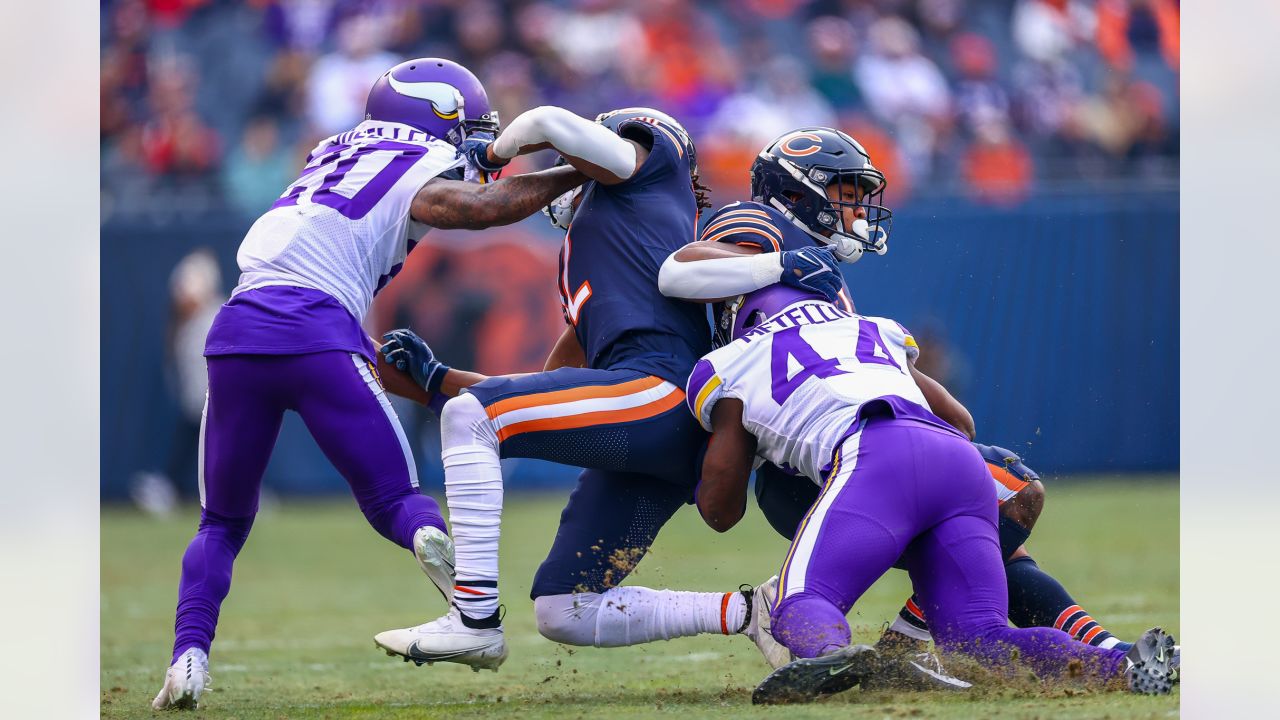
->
<box><xmin>459</xmin><ymin>131</ymin><xmax>509</xmax><ymax>174</ymax></box>
<box><xmin>779</xmin><ymin>246</ymin><xmax>843</xmax><ymax>303</ymax></box>
<box><xmin>380</xmin><ymin>329</ymin><xmax>451</xmax><ymax>393</ymax></box>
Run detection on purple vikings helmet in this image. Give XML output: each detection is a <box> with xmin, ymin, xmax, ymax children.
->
<box><xmin>714</xmin><ymin>283</ymin><xmax>827</xmax><ymax>348</ymax></box>
<box><xmin>365</xmin><ymin>58</ymin><xmax>499</xmax><ymax>146</ymax></box>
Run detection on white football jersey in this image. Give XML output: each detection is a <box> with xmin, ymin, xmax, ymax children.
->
<box><xmin>232</xmin><ymin>120</ymin><xmax>467</xmax><ymax>321</ymax></box>
<box><xmin>686</xmin><ymin>299</ymin><xmax>927</xmax><ymax>483</ymax></box>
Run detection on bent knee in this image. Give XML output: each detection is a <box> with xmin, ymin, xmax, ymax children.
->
<box><xmin>1001</xmin><ymin>480</ymin><xmax>1045</xmax><ymax>530</ymax></box>
<box><xmin>440</xmin><ymin>393</ymin><xmax>496</xmax><ymax>450</ymax></box>
<box><xmin>533</xmin><ymin>593</ymin><xmax>600</xmax><ymax>646</ymax></box>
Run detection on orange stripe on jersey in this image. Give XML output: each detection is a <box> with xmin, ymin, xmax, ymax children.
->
<box><xmin>701</xmin><ymin>212</ymin><xmax>783</xmax><ymax>236</ymax></box>
<box><xmin>701</xmin><ymin>227</ymin><xmax>782</xmax><ymax>252</ymax></box>
<box><xmin>1081</xmin><ymin>626</ymin><xmax>1105</xmax><ymax>644</ymax></box>
<box><xmin>494</xmin><ymin>386</ymin><xmax>685</xmax><ymax>442</ymax></box>
<box><xmin>719</xmin><ymin>592</ymin><xmax>733</xmax><ymax>634</ymax></box>
<box><xmin>988</xmin><ymin>462</ymin><xmax>1031</xmax><ymax>494</ymax></box>
<box><xmin>454</xmin><ymin>585</ymin><xmax>488</xmax><ymax>596</ymax></box>
<box><xmin>1055</xmin><ymin>605</ymin><xmax>1082</xmax><ymax>629</ymax></box>
<box><xmin>484</xmin><ymin>375</ymin><xmax>667</xmax><ymax>419</ymax></box>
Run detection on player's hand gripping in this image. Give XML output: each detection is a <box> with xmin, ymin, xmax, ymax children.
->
<box><xmin>779</xmin><ymin>246</ymin><xmax>844</xmax><ymax>303</ymax></box>
<box><xmin>381</xmin><ymin>330</ymin><xmax>452</xmax><ymax>393</ymax></box>
<box><xmin>459</xmin><ymin>130</ymin><xmax>509</xmax><ymax>174</ymax></box>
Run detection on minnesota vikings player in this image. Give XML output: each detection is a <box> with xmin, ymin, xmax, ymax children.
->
<box><xmin>151</xmin><ymin>59</ymin><xmax>587</xmax><ymax>710</ymax></box>
<box><xmin>372</xmin><ymin>106</ymin><xmax>848</xmax><ymax>671</ymax></box>
<box><xmin>685</xmin><ymin>282</ymin><xmax>1179</xmax><ymax>702</ymax></box>
<box><xmin>658</xmin><ymin>127</ymin><xmax>1150</xmax><ymax>679</ymax></box>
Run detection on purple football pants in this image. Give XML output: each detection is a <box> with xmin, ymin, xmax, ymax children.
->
<box><xmin>771</xmin><ymin>416</ymin><xmax>1127</xmax><ymax>681</ymax></box>
<box><xmin>170</xmin><ymin>351</ymin><xmax>446</xmax><ymax>663</ymax></box>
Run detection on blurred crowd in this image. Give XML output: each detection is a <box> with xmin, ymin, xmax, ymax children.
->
<box><xmin>102</xmin><ymin>0</ymin><xmax>1178</xmax><ymax>217</ymax></box>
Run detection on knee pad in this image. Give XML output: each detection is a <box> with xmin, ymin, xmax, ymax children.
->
<box><xmin>440</xmin><ymin>393</ymin><xmax>498</xmax><ymax>452</ymax></box>
<box><xmin>533</xmin><ymin>593</ymin><xmax>600</xmax><ymax>646</ymax></box>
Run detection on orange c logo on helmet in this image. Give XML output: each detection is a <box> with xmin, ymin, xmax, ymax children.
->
<box><xmin>779</xmin><ymin>132</ymin><xmax>823</xmax><ymax>157</ymax></box>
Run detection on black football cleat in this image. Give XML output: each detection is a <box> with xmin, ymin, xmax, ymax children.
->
<box><xmin>752</xmin><ymin>644</ymin><xmax>879</xmax><ymax>705</ymax></box>
<box><xmin>861</xmin><ymin>650</ymin><xmax>972</xmax><ymax>692</ymax></box>
<box><xmin>1125</xmin><ymin>627</ymin><xmax>1178</xmax><ymax>695</ymax></box>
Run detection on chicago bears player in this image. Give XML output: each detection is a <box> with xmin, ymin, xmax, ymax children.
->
<box><xmin>150</xmin><ymin>59</ymin><xmax>587</xmax><ymax>711</ymax></box>
<box><xmin>371</xmin><ymin>106</ymin><xmax>849</xmax><ymax>671</ymax></box>
<box><xmin>686</xmin><ymin>282</ymin><xmax>1179</xmax><ymax>702</ymax></box>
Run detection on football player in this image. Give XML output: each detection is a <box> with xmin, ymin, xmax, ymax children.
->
<box><xmin>686</xmin><ymin>282</ymin><xmax>1179</xmax><ymax>702</ymax></box>
<box><xmin>659</xmin><ymin>126</ymin><xmax>1144</xmax><ymax>677</ymax></box>
<box><xmin>151</xmin><ymin>58</ymin><xmax>587</xmax><ymax>711</ymax></box>
<box><xmin>372</xmin><ymin>106</ymin><xmax>847</xmax><ymax>671</ymax></box>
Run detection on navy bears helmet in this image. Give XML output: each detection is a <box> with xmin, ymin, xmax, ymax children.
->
<box><xmin>750</xmin><ymin>127</ymin><xmax>892</xmax><ymax>263</ymax></box>
<box><xmin>596</xmin><ymin>107</ymin><xmax>699</xmax><ymax>181</ymax></box>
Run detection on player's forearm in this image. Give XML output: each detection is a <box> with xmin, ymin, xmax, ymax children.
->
<box><xmin>413</xmin><ymin>166</ymin><xmax>585</xmax><ymax>229</ymax></box>
<box><xmin>491</xmin><ymin>106</ymin><xmax>637</xmax><ymax>180</ymax></box>
<box><xmin>658</xmin><ymin>249</ymin><xmax>783</xmax><ymax>302</ymax></box>
<box><xmin>438</xmin><ymin>368</ymin><xmax>490</xmax><ymax>397</ymax></box>
<box><xmin>910</xmin><ymin>363</ymin><xmax>976</xmax><ymax>439</ymax></box>
<box><xmin>544</xmin><ymin>324</ymin><xmax>586</xmax><ymax>371</ymax></box>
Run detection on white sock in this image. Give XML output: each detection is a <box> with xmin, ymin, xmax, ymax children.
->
<box><xmin>440</xmin><ymin>394</ymin><xmax>503</xmax><ymax>621</ymax></box>
<box><xmin>534</xmin><ymin>589</ymin><xmax>748</xmax><ymax>647</ymax></box>
<box><xmin>888</xmin><ymin>615</ymin><xmax>933</xmax><ymax>642</ymax></box>
<box><xmin>594</xmin><ymin>587</ymin><xmax>746</xmax><ymax>646</ymax></box>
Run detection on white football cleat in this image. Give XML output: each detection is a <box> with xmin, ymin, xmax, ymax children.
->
<box><xmin>374</xmin><ymin>606</ymin><xmax>507</xmax><ymax>672</ymax></box>
<box><xmin>151</xmin><ymin>647</ymin><xmax>211</xmax><ymax>710</ymax></box>
<box><xmin>745</xmin><ymin>575</ymin><xmax>793</xmax><ymax>670</ymax></box>
<box><xmin>413</xmin><ymin>525</ymin><xmax>455</xmax><ymax>604</ymax></box>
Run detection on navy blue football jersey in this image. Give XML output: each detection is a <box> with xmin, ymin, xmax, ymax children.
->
<box><xmin>558</xmin><ymin>121</ymin><xmax>711</xmax><ymax>385</ymax></box>
<box><xmin>698</xmin><ymin>200</ymin><xmax>855</xmax><ymax>312</ymax></box>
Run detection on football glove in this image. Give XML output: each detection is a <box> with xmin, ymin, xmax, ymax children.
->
<box><xmin>459</xmin><ymin>131</ymin><xmax>509</xmax><ymax>174</ymax></box>
<box><xmin>381</xmin><ymin>330</ymin><xmax>451</xmax><ymax>393</ymax></box>
<box><xmin>779</xmin><ymin>246</ymin><xmax>844</xmax><ymax>303</ymax></box>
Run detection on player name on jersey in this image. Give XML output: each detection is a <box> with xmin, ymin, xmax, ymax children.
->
<box><xmin>738</xmin><ymin>301</ymin><xmax>853</xmax><ymax>344</ymax></box>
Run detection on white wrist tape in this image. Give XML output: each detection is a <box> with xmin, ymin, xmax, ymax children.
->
<box><xmin>657</xmin><ymin>252</ymin><xmax>784</xmax><ymax>300</ymax></box>
<box><xmin>492</xmin><ymin>106</ymin><xmax>637</xmax><ymax>179</ymax></box>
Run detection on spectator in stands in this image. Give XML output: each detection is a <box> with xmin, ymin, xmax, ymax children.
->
<box><xmin>950</xmin><ymin>32</ymin><xmax>1010</xmax><ymax>137</ymax></box>
<box><xmin>1011</xmin><ymin>0</ymin><xmax>1094</xmax><ymax>64</ymax></box>
<box><xmin>305</xmin><ymin>12</ymin><xmax>397</xmax><ymax>136</ymax></box>
<box><xmin>855</xmin><ymin>15</ymin><xmax>952</xmax><ymax>180</ymax></box>
<box><xmin>961</xmin><ymin>117</ymin><xmax>1034</xmax><ymax>206</ymax></box>
<box><xmin>140</xmin><ymin>55</ymin><xmax>220</xmax><ymax>176</ymax></box>
<box><xmin>806</xmin><ymin>16</ymin><xmax>864</xmax><ymax>112</ymax></box>
<box><xmin>1095</xmin><ymin>0</ymin><xmax>1179</xmax><ymax>72</ymax></box>
<box><xmin>130</xmin><ymin>248</ymin><xmax>225</xmax><ymax>516</ymax></box>
<box><xmin>222</xmin><ymin>115</ymin><xmax>294</xmax><ymax>220</ymax></box>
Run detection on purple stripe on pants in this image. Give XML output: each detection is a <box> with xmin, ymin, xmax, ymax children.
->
<box><xmin>171</xmin><ymin>351</ymin><xmax>445</xmax><ymax>662</ymax></box>
<box><xmin>771</xmin><ymin>417</ymin><xmax>1127</xmax><ymax>681</ymax></box>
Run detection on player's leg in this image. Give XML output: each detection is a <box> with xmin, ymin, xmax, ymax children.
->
<box><xmin>293</xmin><ymin>352</ymin><xmax>447</xmax><ymax>554</ymax></box>
<box><xmin>769</xmin><ymin>425</ymin><xmax>914</xmax><ymax>659</ymax></box>
<box><xmin>529</xmin><ymin>468</ymin><xmax>760</xmax><ymax>648</ymax></box>
<box><xmin>154</xmin><ymin>355</ymin><xmax>285</xmax><ymax>710</ymax></box>
<box><xmin>901</xmin><ymin>437</ymin><xmax>1174</xmax><ymax>692</ymax></box>
<box><xmin>376</xmin><ymin>368</ymin><xmax>695</xmax><ymax>668</ymax></box>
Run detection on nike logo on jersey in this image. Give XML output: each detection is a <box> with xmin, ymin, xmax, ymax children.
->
<box><xmin>386</xmin><ymin>77</ymin><xmax>464</xmax><ymax>119</ymax></box>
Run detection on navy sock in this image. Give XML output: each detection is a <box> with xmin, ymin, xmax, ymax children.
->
<box><xmin>1005</xmin><ymin>556</ymin><xmax>1124</xmax><ymax>648</ymax></box>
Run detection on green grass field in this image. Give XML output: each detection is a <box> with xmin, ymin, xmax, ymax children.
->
<box><xmin>102</xmin><ymin>478</ymin><xmax>1178</xmax><ymax>719</ymax></box>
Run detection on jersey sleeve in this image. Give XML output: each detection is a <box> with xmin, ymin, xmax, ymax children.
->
<box><xmin>685</xmin><ymin>357</ymin><xmax>730</xmax><ymax>431</ymax></box>
<box><xmin>892</xmin><ymin>320</ymin><xmax>920</xmax><ymax>362</ymax></box>
<box><xmin>697</xmin><ymin>203</ymin><xmax>785</xmax><ymax>252</ymax></box>
<box><xmin>613</xmin><ymin>118</ymin><xmax>687</xmax><ymax>185</ymax></box>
